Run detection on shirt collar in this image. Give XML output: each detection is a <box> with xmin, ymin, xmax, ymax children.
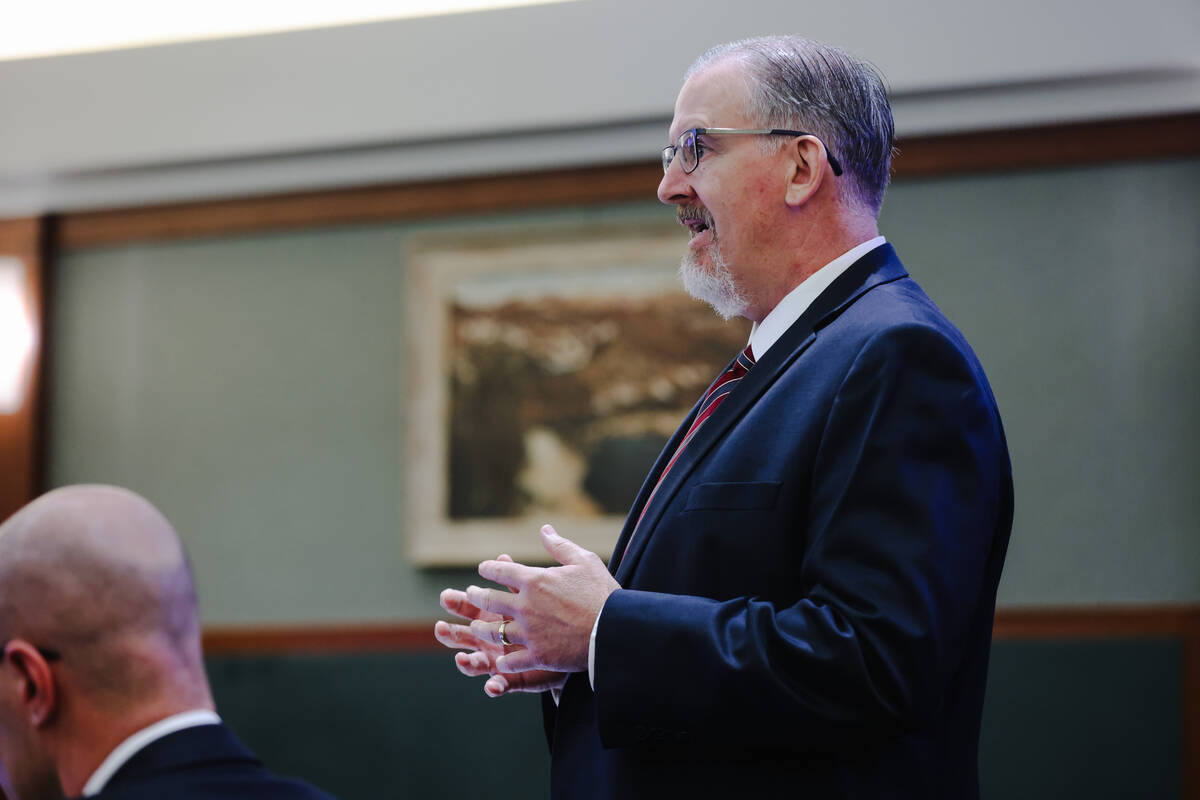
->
<box><xmin>82</xmin><ymin>709</ymin><xmax>221</xmax><ymax>796</ymax></box>
<box><xmin>749</xmin><ymin>236</ymin><xmax>887</xmax><ymax>360</ymax></box>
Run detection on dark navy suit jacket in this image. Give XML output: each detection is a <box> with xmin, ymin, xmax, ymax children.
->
<box><xmin>544</xmin><ymin>245</ymin><xmax>1013</xmax><ymax>799</ymax></box>
<box><xmin>80</xmin><ymin>723</ymin><xmax>336</xmax><ymax>799</ymax></box>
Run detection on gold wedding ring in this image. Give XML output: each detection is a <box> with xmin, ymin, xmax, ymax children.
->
<box><xmin>498</xmin><ymin>619</ymin><xmax>513</xmax><ymax>647</ymax></box>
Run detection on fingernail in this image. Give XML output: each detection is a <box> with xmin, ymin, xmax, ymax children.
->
<box><xmin>541</xmin><ymin>524</ymin><xmax>557</xmax><ymax>536</ymax></box>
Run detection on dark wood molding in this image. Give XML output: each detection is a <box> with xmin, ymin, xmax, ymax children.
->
<box><xmin>203</xmin><ymin>623</ymin><xmax>443</xmax><ymax>654</ymax></box>
<box><xmin>202</xmin><ymin>605</ymin><xmax>1200</xmax><ymax>654</ymax></box>
<box><xmin>0</xmin><ymin>217</ymin><xmax>47</xmax><ymax>523</ymax></box>
<box><xmin>57</xmin><ymin>161</ymin><xmax>665</xmax><ymax>251</ymax></box>
<box><xmin>891</xmin><ymin>112</ymin><xmax>1200</xmax><ymax>178</ymax></box>
<box><xmin>56</xmin><ymin>112</ymin><xmax>1200</xmax><ymax>251</ymax></box>
<box><xmin>992</xmin><ymin>603</ymin><xmax>1200</xmax><ymax>639</ymax></box>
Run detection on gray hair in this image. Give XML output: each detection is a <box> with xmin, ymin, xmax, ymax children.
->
<box><xmin>687</xmin><ymin>36</ymin><xmax>894</xmax><ymax>215</ymax></box>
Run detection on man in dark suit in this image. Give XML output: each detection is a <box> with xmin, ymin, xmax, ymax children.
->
<box><xmin>436</xmin><ymin>35</ymin><xmax>1012</xmax><ymax>798</ymax></box>
<box><xmin>0</xmin><ymin>485</ymin><xmax>335</xmax><ymax>800</ymax></box>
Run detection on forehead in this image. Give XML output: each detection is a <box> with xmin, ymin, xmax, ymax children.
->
<box><xmin>670</xmin><ymin>58</ymin><xmax>754</xmax><ymax>139</ymax></box>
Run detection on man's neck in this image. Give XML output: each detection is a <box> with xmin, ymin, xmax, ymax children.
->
<box><xmin>754</xmin><ymin>217</ymin><xmax>880</xmax><ymax>322</ymax></box>
<box><xmin>56</xmin><ymin>695</ymin><xmax>216</xmax><ymax>796</ymax></box>
<box><xmin>748</xmin><ymin>235</ymin><xmax>886</xmax><ymax>359</ymax></box>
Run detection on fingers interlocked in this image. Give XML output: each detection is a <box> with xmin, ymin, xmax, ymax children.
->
<box><xmin>470</xmin><ymin>610</ymin><xmax>521</xmax><ymax>649</ymax></box>
<box><xmin>465</xmin><ymin>581</ymin><xmax>524</xmax><ymax>645</ymax></box>
<box><xmin>436</xmin><ymin>526</ymin><xmax>617</xmax><ymax>687</ymax></box>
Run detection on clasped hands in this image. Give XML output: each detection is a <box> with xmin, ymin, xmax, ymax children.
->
<box><xmin>434</xmin><ymin>524</ymin><xmax>620</xmax><ymax>697</ymax></box>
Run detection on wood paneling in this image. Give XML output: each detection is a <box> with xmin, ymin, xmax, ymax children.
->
<box><xmin>57</xmin><ymin>113</ymin><xmax>1200</xmax><ymax>251</ymax></box>
<box><xmin>0</xmin><ymin>218</ymin><xmax>46</xmax><ymax>523</ymax></box>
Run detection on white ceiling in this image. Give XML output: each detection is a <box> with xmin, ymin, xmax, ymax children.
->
<box><xmin>1</xmin><ymin>0</ymin><xmax>1196</xmax><ymax>215</ymax></box>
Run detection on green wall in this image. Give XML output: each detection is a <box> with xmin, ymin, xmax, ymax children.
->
<box><xmin>881</xmin><ymin>160</ymin><xmax>1200</xmax><ymax>606</ymax></box>
<box><xmin>48</xmin><ymin>158</ymin><xmax>1200</xmax><ymax>623</ymax></box>
<box><xmin>43</xmin><ymin>157</ymin><xmax>1199</xmax><ymax>799</ymax></box>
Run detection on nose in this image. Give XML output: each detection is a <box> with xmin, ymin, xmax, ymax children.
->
<box><xmin>657</xmin><ymin>161</ymin><xmax>694</xmax><ymax>206</ymax></box>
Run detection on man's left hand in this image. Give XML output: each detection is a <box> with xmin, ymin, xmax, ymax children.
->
<box><xmin>465</xmin><ymin>524</ymin><xmax>619</xmax><ymax>674</ymax></box>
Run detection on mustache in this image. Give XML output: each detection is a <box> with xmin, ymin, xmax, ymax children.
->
<box><xmin>677</xmin><ymin>205</ymin><xmax>714</xmax><ymax>231</ymax></box>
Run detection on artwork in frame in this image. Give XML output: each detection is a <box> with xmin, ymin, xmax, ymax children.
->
<box><xmin>404</xmin><ymin>221</ymin><xmax>750</xmax><ymax>566</ymax></box>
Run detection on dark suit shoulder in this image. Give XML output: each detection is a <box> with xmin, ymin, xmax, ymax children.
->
<box><xmin>817</xmin><ymin>274</ymin><xmax>990</xmax><ymax>381</ymax></box>
<box><xmin>90</xmin><ymin>724</ymin><xmax>338</xmax><ymax>800</ymax></box>
<box><xmin>834</xmin><ymin>274</ymin><xmax>959</xmax><ymax>337</ymax></box>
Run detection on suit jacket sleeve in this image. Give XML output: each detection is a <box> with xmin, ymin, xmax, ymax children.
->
<box><xmin>592</xmin><ymin>321</ymin><xmax>1010</xmax><ymax>750</ymax></box>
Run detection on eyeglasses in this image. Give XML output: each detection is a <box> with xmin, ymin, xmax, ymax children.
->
<box><xmin>662</xmin><ymin>127</ymin><xmax>843</xmax><ymax>177</ymax></box>
<box><xmin>0</xmin><ymin>640</ymin><xmax>62</xmax><ymax>662</ymax></box>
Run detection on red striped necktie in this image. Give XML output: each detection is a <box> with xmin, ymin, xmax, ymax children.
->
<box><xmin>621</xmin><ymin>343</ymin><xmax>756</xmax><ymax>560</ymax></box>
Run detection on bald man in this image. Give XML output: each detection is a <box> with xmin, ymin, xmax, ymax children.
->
<box><xmin>0</xmin><ymin>485</ymin><xmax>336</xmax><ymax>800</ymax></box>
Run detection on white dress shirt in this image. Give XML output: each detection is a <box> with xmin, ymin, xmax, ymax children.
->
<box><xmin>586</xmin><ymin>235</ymin><xmax>888</xmax><ymax>686</ymax></box>
<box><xmin>82</xmin><ymin>709</ymin><xmax>222</xmax><ymax>796</ymax></box>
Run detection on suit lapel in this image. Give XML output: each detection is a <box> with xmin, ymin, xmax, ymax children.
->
<box><xmin>614</xmin><ymin>244</ymin><xmax>908</xmax><ymax>583</ymax></box>
<box><xmin>606</xmin><ymin>375</ymin><xmax>714</xmax><ymax>572</ymax></box>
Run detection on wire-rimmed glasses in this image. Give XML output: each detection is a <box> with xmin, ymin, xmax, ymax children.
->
<box><xmin>662</xmin><ymin>127</ymin><xmax>843</xmax><ymax>176</ymax></box>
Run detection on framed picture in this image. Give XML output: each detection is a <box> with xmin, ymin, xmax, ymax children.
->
<box><xmin>404</xmin><ymin>221</ymin><xmax>750</xmax><ymax>566</ymax></box>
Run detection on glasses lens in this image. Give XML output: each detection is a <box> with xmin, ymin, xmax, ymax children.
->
<box><xmin>680</xmin><ymin>130</ymin><xmax>697</xmax><ymax>173</ymax></box>
<box><xmin>661</xmin><ymin>146</ymin><xmax>675</xmax><ymax>174</ymax></box>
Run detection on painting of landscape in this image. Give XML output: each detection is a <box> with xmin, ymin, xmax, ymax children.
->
<box><xmin>405</xmin><ymin>224</ymin><xmax>749</xmax><ymax>565</ymax></box>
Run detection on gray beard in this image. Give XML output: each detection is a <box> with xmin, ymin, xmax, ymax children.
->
<box><xmin>679</xmin><ymin>242</ymin><xmax>748</xmax><ymax>321</ymax></box>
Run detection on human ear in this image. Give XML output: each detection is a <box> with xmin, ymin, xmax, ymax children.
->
<box><xmin>3</xmin><ymin>641</ymin><xmax>57</xmax><ymax>727</ymax></box>
<box><xmin>784</xmin><ymin>135</ymin><xmax>829</xmax><ymax>207</ymax></box>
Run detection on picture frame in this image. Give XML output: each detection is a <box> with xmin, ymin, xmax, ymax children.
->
<box><xmin>404</xmin><ymin>220</ymin><xmax>749</xmax><ymax>566</ymax></box>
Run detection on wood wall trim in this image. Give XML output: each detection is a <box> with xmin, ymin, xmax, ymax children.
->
<box><xmin>201</xmin><ymin>604</ymin><xmax>1200</xmax><ymax>654</ymax></box>
<box><xmin>57</xmin><ymin>112</ymin><xmax>1200</xmax><ymax>251</ymax></box>
<box><xmin>203</xmin><ymin>623</ymin><xmax>443</xmax><ymax>654</ymax></box>
<box><xmin>0</xmin><ymin>217</ymin><xmax>47</xmax><ymax>523</ymax></box>
<box><xmin>992</xmin><ymin>603</ymin><xmax>1200</xmax><ymax>639</ymax></box>
<box><xmin>56</xmin><ymin>162</ymin><xmax>665</xmax><ymax>251</ymax></box>
<box><xmin>891</xmin><ymin>111</ymin><xmax>1200</xmax><ymax>177</ymax></box>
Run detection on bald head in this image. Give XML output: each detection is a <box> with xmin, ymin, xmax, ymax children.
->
<box><xmin>0</xmin><ymin>486</ymin><xmax>206</xmax><ymax>706</ymax></box>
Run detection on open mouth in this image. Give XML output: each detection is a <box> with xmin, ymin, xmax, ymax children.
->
<box><xmin>678</xmin><ymin>207</ymin><xmax>714</xmax><ymax>240</ymax></box>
